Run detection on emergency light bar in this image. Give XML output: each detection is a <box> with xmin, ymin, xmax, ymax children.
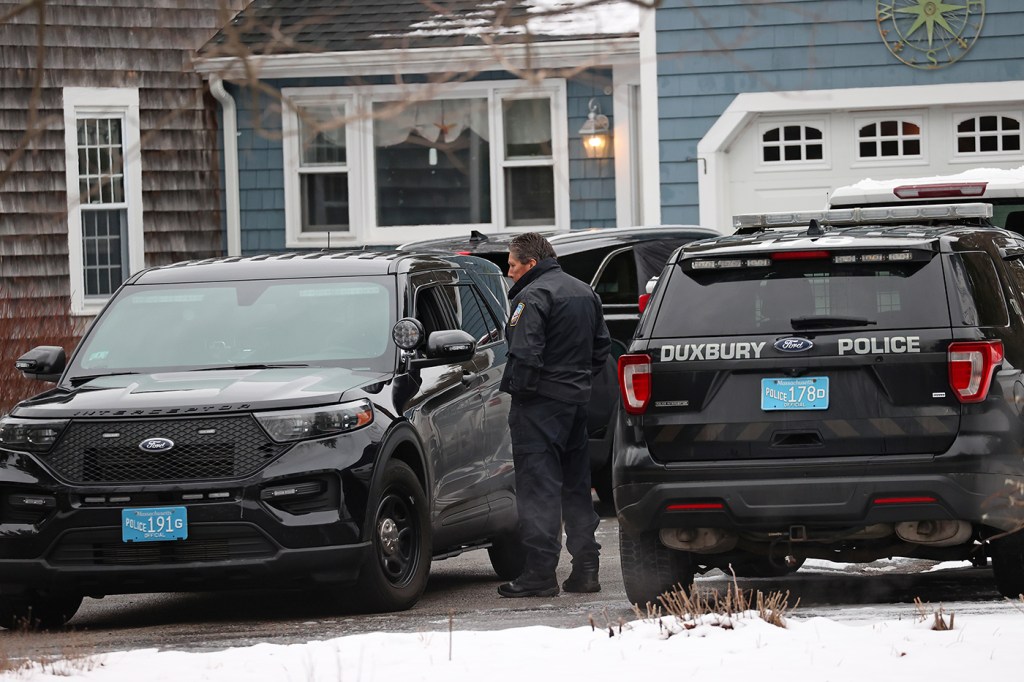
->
<box><xmin>733</xmin><ymin>202</ymin><xmax>993</xmax><ymax>230</ymax></box>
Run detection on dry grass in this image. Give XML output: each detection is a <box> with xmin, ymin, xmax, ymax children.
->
<box><xmin>0</xmin><ymin>290</ymin><xmax>82</xmax><ymax>414</ymax></box>
<box><xmin>0</xmin><ymin>628</ymin><xmax>101</xmax><ymax>677</ymax></box>
<box><xmin>629</xmin><ymin>575</ymin><xmax>799</xmax><ymax>634</ymax></box>
<box><xmin>914</xmin><ymin>597</ymin><xmax>955</xmax><ymax>631</ymax></box>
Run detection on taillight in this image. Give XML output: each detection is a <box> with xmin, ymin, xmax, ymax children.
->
<box><xmin>772</xmin><ymin>250</ymin><xmax>830</xmax><ymax>261</ymax></box>
<box><xmin>948</xmin><ymin>341</ymin><xmax>1003</xmax><ymax>403</ymax></box>
<box><xmin>638</xmin><ymin>293</ymin><xmax>651</xmax><ymax>313</ymax></box>
<box><xmin>618</xmin><ymin>354</ymin><xmax>652</xmax><ymax>415</ymax></box>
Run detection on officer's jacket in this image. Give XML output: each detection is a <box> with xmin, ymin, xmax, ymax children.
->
<box><xmin>500</xmin><ymin>257</ymin><xmax>611</xmax><ymax>405</ymax></box>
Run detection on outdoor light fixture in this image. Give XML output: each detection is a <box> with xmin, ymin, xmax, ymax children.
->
<box><xmin>579</xmin><ymin>98</ymin><xmax>610</xmax><ymax>158</ymax></box>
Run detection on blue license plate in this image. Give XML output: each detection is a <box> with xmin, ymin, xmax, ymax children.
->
<box><xmin>761</xmin><ymin>377</ymin><xmax>829</xmax><ymax>411</ymax></box>
<box><xmin>122</xmin><ymin>506</ymin><xmax>188</xmax><ymax>543</ymax></box>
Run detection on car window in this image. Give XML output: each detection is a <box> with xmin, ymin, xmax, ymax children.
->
<box><xmin>653</xmin><ymin>255</ymin><xmax>950</xmax><ymax>336</ymax></box>
<box><xmin>592</xmin><ymin>248</ymin><xmax>638</xmax><ymax>305</ymax></box>
<box><xmin>415</xmin><ymin>283</ymin><xmax>501</xmax><ymax>346</ymax></box>
<box><xmin>557</xmin><ymin>247</ymin><xmax>616</xmax><ymax>284</ymax></box>
<box><xmin>72</xmin><ymin>278</ymin><xmax>396</xmax><ymax>373</ymax></box>
<box><xmin>457</xmin><ymin>284</ymin><xmax>502</xmax><ymax>345</ymax></box>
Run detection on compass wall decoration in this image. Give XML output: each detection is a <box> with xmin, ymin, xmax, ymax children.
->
<box><xmin>876</xmin><ymin>1</ymin><xmax>986</xmax><ymax>69</ymax></box>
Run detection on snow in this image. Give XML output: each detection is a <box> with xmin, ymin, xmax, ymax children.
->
<box><xmin>6</xmin><ymin>581</ymin><xmax>1024</xmax><ymax>680</ymax></box>
<box><xmin>842</xmin><ymin>166</ymin><xmax>1024</xmax><ymax>192</ymax></box>
<box><xmin>370</xmin><ymin>0</ymin><xmax>642</xmax><ymax>39</ymax></box>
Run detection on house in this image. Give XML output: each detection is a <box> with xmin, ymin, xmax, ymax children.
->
<box><xmin>645</xmin><ymin>1</ymin><xmax>1024</xmax><ymax>228</ymax></box>
<box><xmin>0</xmin><ymin>0</ymin><xmax>248</xmax><ymax>318</ymax></box>
<box><xmin>0</xmin><ymin>0</ymin><xmax>246</xmax><ymax>411</ymax></box>
<box><xmin>192</xmin><ymin>0</ymin><xmax>650</xmax><ymax>254</ymax></box>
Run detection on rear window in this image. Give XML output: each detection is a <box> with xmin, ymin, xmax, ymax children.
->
<box><xmin>652</xmin><ymin>253</ymin><xmax>951</xmax><ymax>336</ymax></box>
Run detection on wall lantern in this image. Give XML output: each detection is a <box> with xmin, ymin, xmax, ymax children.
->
<box><xmin>579</xmin><ymin>98</ymin><xmax>610</xmax><ymax>158</ymax></box>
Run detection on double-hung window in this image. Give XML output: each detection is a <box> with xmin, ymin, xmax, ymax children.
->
<box><xmin>62</xmin><ymin>88</ymin><xmax>144</xmax><ymax>315</ymax></box>
<box><xmin>282</xmin><ymin>82</ymin><xmax>568</xmax><ymax>247</ymax></box>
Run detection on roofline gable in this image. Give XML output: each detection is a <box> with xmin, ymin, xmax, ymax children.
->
<box><xmin>193</xmin><ymin>37</ymin><xmax>639</xmax><ymax>79</ymax></box>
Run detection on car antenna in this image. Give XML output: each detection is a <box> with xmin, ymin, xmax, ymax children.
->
<box><xmin>470</xmin><ymin>230</ymin><xmax>489</xmax><ymax>243</ymax></box>
<box><xmin>807</xmin><ymin>218</ymin><xmax>825</xmax><ymax>236</ymax></box>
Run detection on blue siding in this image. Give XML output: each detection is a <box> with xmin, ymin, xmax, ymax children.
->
<box><xmin>568</xmin><ymin>73</ymin><xmax>617</xmax><ymax>230</ymax></box>
<box><xmin>656</xmin><ymin>0</ymin><xmax>1024</xmax><ymax>224</ymax></box>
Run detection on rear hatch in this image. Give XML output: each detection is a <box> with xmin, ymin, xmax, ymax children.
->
<box><xmin>637</xmin><ymin>240</ymin><xmax>975</xmax><ymax>462</ymax></box>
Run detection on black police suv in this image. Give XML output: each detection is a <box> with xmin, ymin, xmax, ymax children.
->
<box><xmin>400</xmin><ymin>226</ymin><xmax>719</xmax><ymax>505</ymax></box>
<box><xmin>614</xmin><ymin>202</ymin><xmax>1024</xmax><ymax>605</ymax></box>
<box><xmin>0</xmin><ymin>252</ymin><xmax>521</xmax><ymax>629</ymax></box>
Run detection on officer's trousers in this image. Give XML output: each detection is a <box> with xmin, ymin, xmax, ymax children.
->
<box><xmin>508</xmin><ymin>394</ymin><xmax>601</xmax><ymax>579</ymax></box>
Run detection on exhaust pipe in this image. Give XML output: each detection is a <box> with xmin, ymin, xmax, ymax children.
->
<box><xmin>895</xmin><ymin>520</ymin><xmax>972</xmax><ymax>547</ymax></box>
<box><xmin>660</xmin><ymin>527</ymin><xmax>737</xmax><ymax>554</ymax></box>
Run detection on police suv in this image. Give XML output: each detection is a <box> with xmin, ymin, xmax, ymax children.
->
<box><xmin>614</xmin><ymin>202</ymin><xmax>1024</xmax><ymax>605</ymax></box>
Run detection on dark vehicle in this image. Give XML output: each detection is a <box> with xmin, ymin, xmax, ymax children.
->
<box><xmin>614</xmin><ymin>202</ymin><xmax>1024</xmax><ymax>605</ymax></box>
<box><xmin>0</xmin><ymin>252</ymin><xmax>521</xmax><ymax>629</ymax></box>
<box><xmin>400</xmin><ymin>226</ymin><xmax>720</xmax><ymax>504</ymax></box>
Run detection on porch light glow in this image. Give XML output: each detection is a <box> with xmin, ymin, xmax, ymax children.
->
<box><xmin>579</xmin><ymin>98</ymin><xmax>610</xmax><ymax>158</ymax></box>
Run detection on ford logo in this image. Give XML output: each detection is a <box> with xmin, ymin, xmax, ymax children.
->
<box><xmin>774</xmin><ymin>337</ymin><xmax>814</xmax><ymax>353</ymax></box>
<box><xmin>139</xmin><ymin>437</ymin><xmax>174</xmax><ymax>453</ymax></box>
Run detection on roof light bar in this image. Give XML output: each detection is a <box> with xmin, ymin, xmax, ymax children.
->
<box><xmin>733</xmin><ymin>202</ymin><xmax>993</xmax><ymax>230</ymax></box>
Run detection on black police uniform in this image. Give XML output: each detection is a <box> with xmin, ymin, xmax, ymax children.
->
<box><xmin>500</xmin><ymin>257</ymin><xmax>611</xmax><ymax>586</ymax></box>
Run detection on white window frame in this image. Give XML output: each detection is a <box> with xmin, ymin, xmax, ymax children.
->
<box><xmin>756</xmin><ymin>118</ymin><xmax>829</xmax><ymax>171</ymax></box>
<box><xmin>62</xmin><ymin>87</ymin><xmax>144</xmax><ymax>316</ymax></box>
<box><xmin>952</xmin><ymin>110</ymin><xmax>1024</xmax><ymax>161</ymax></box>
<box><xmin>281</xmin><ymin>92</ymin><xmax>358</xmax><ymax>247</ymax></box>
<box><xmin>852</xmin><ymin>113</ymin><xmax>926</xmax><ymax>168</ymax></box>
<box><xmin>281</xmin><ymin>80</ymin><xmax>570</xmax><ymax>248</ymax></box>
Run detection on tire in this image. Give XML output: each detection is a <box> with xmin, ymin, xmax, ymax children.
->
<box><xmin>0</xmin><ymin>593</ymin><xmax>83</xmax><ymax>631</ymax></box>
<box><xmin>487</xmin><ymin>532</ymin><xmax>526</xmax><ymax>581</ymax></box>
<box><xmin>619</xmin><ymin>524</ymin><xmax>695</xmax><ymax>607</ymax></box>
<box><xmin>729</xmin><ymin>555</ymin><xmax>805</xmax><ymax>578</ymax></box>
<box><xmin>991</xmin><ymin>530</ymin><xmax>1024</xmax><ymax>599</ymax></box>
<box><xmin>353</xmin><ymin>460</ymin><xmax>432</xmax><ymax>613</ymax></box>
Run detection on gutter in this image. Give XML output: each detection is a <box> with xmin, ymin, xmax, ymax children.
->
<box><xmin>209</xmin><ymin>76</ymin><xmax>241</xmax><ymax>257</ymax></box>
<box><xmin>193</xmin><ymin>37</ymin><xmax>640</xmax><ymax>80</ymax></box>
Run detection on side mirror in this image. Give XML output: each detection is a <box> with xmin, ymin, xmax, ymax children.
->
<box><xmin>15</xmin><ymin>346</ymin><xmax>66</xmax><ymax>383</ymax></box>
<box><xmin>409</xmin><ymin>330</ymin><xmax>476</xmax><ymax>370</ymax></box>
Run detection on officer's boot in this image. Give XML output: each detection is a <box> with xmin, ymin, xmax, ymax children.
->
<box><xmin>562</xmin><ymin>557</ymin><xmax>600</xmax><ymax>593</ymax></box>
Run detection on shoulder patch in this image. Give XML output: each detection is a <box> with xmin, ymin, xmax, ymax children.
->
<box><xmin>510</xmin><ymin>301</ymin><xmax>525</xmax><ymax>326</ymax></box>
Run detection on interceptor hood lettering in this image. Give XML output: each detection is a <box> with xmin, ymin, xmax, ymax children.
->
<box><xmin>13</xmin><ymin>368</ymin><xmax>391</xmax><ymax>418</ymax></box>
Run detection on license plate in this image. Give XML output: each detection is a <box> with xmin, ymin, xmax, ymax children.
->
<box><xmin>761</xmin><ymin>377</ymin><xmax>829</xmax><ymax>411</ymax></box>
<box><xmin>122</xmin><ymin>506</ymin><xmax>188</xmax><ymax>543</ymax></box>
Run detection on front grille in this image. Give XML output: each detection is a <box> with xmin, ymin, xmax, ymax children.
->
<box><xmin>45</xmin><ymin>416</ymin><xmax>289</xmax><ymax>484</ymax></box>
<box><xmin>48</xmin><ymin>525</ymin><xmax>276</xmax><ymax>566</ymax></box>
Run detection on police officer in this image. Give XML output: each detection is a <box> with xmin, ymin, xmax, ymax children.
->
<box><xmin>498</xmin><ymin>232</ymin><xmax>611</xmax><ymax>598</ymax></box>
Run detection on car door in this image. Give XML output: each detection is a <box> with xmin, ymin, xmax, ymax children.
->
<box><xmin>408</xmin><ymin>272</ymin><xmax>501</xmax><ymax>548</ymax></box>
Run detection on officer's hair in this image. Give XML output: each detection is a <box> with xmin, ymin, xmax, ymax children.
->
<box><xmin>509</xmin><ymin>232</ymin><xmax>556</xmax><ymax>263</ymax></box>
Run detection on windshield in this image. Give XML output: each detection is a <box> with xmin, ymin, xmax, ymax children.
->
<box><xmin>652</xmin><ymin>254</ymin><xmax>951</xmax><ymax>337</ymax></box>
<box><xmin>69</xmin><ymin>277</ymin><xmax>396</xmax><ymax>376</ymax></box>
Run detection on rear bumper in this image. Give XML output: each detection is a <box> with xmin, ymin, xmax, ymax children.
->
<box><xmin>614</xmin><ymin>439</ymin><xmax>1024</xmax><ymax>535</ymax></box>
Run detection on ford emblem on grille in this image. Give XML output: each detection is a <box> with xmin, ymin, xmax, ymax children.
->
<box><xmin>774</xmin><ymin>337</ymin><xmax>814</xmax><ymax>353</ymax></box>
<box><xmin>139</xmin><ymin>437</ymin><xmax>175</xmax><ymax>452</ymax></box>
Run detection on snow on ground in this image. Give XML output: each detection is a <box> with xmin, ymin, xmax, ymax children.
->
<box><xmin>5</xmin><ymin>594</ymin><xmax>1023</xmax><ymax>681</ymax></box>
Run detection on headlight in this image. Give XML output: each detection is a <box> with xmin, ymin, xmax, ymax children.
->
<box><xmin>254</xmin><ymin>399</ymin><xmax>374</xmax><ymax>443</ymax></box>
<box><xmin>0</xmin><ymin>416</ymin><xmax>69</xmax><ymax>453</ymax></box>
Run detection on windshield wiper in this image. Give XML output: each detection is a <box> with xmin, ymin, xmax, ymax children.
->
<box><xmin>190</xmin><ymin>363</ymin><xmax>311</xmax><ymax>371</ymax></box>
<box><xmin>790</xmin><ymin>315</ymin><xmax>877</xmax><ymax>330</ymax></box>
<box><xmin>68</xmin><ymin>371</ymin><xmax>141</xmax><ymax>386</ymax></box>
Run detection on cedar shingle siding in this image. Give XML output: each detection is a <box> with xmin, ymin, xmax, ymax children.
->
<box><xmin>0</xmin><ymin>0</ymin><xmax>245</xmax><ymax>303</ymax></box>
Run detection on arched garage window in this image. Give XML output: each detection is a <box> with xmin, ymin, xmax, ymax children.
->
<box><xmin>761</xmin><ymin>124</ymin><xmax>823</xmax><ymax>164</ymax></box>
<box><xmin>858</xmin><ymin>119</ymin><xmax>921</xmax><ymax>159</ymax></box>
<box><xmin>956</xmin><ymin>114</ymin><xmax>1021</xmax><ymax>154</ymax></box>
